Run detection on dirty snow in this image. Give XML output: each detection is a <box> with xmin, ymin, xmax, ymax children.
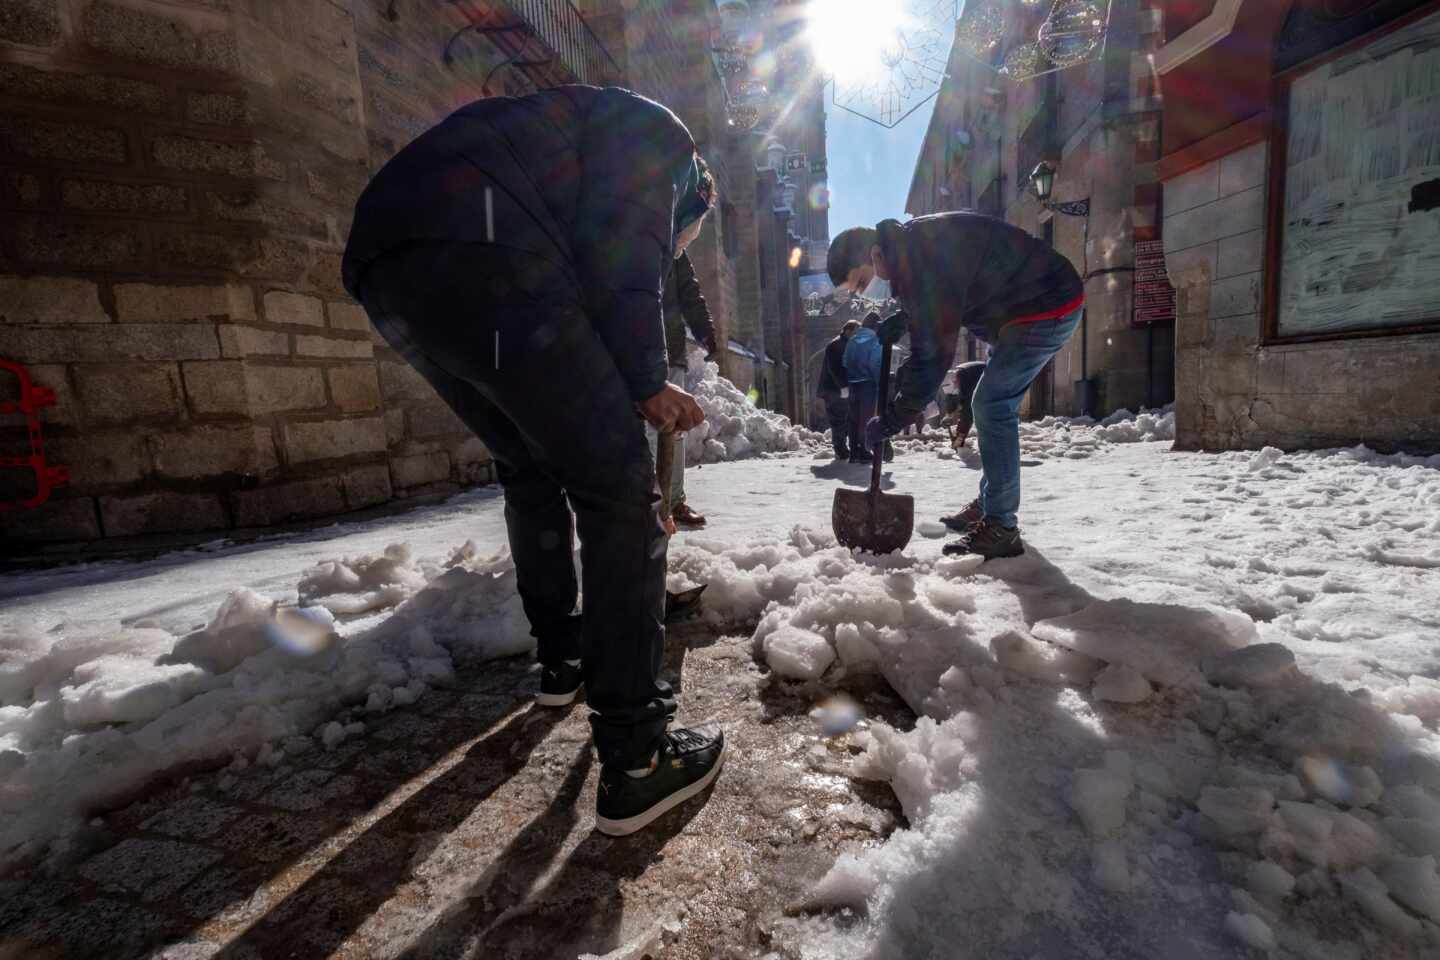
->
<box><xmin>0</xmin><ymin>541</ymin><xmax>526</xmax><ymax>870</ymax></box>
<box><xmin>4</xmin><ymin>410</ymin><xmax>1440</xmax><ymax>959</ymax></box>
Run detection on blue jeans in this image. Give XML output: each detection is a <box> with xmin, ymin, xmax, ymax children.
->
<box><xmin>973</xmin><ymin>307</ymin><xmax>1082</xmax><ymax>528</ymax></box>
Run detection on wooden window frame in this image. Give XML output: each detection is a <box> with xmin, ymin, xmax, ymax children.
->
<box><xmin>1262</xmin><ymin>0</ymin><xmax>1440</xmax><ymax>346</ymax></box>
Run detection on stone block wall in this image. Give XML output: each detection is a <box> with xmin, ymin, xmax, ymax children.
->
<box><xmin>1164</xmin><ymin>141</ymin><xmax>1440</xmax><ymax>453</ymax></box>
<box><xmin>0</xmin><ymin>0</ymin><xmax>535</xmax><ymax>548</ymax></box>
<box><xmin>585</xmin><ymin>0</ymin><xmax>750</xmax><ymax>384</ymax></box>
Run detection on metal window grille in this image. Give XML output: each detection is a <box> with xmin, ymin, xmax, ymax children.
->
<box><xmin>495</xmin><ymin>0</ymin><xmax>620</xmax><ymax>86</ymax></box>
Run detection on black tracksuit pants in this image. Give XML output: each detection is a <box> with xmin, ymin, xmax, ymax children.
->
<box><xmin>848</xmin><ymin>381</ymin><xmax>877</xmax><ymax>458</ymax></box>
<box><xmin>821</xmin><ymin>393</ymin><xmax>850</xmax><ymax>456</ymax></box>
<box><xmin>355</xmin><ymin>242</ymin><xmax>674</xmax><ymax>769</ymax></box>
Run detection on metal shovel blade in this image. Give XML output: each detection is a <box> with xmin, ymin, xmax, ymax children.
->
<box><xmin>832</xmin><ymin>487</ymin><xmax>914</xmax><ymax>554</ymax></box>
<box><xmin>830</xmin><ymin>334</ymin><xmax>914</xmax><ymax>555</ymax></box>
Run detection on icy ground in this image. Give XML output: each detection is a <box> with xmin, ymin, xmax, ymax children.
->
<box><xmin>3</xmin><ymin>412</ymin><xmax>1440</xmax><ymax>959</ymax></box>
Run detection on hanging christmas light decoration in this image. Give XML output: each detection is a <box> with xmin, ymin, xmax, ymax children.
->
<box><xmin>735</xmin><ymin>78</ymin><xmax>769</xmax><ymax>100</ymax></box>
<box><xmin>953</xmin><ymin>0</ymin><xmax>1112</xmax><ymax>84</ymax></box>
<box><xmin>1037</xmin><ymin>1</ymin><xmax>1105</xmax><ymax>66</ymax></box>
<box><xmin>999</xmin><ymin>42</ymin><xmax>1047</xmax><ymax>80</ymax></box>
<box><xmin>714</xmin><ymin>32</ymin><xmax>750</xmax><ymax>77</ymax></box>
<box><xmin>728</xmin><ymin>101</ymin><xmax>762</xmax><ymax>130</ymax></box>
<box><xmin>809</xmin><ymin>0</ymin><xmax>958</xmax><ymax>128</ymax></box>
<box><xmin>710</xmin><ymin>7</ymin><xmax>769</xmax><ymax>134</ymax></box>
<box><xmin>956</xmin><ymin>1</ymin><xmax>1006</xmax><ymax>58</ymax></box>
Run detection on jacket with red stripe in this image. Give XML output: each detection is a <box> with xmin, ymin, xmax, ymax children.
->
<box><xmin>877</xmin><ymin>212</ymin><xmax>1082</xmax><ymax>430</ymax></box>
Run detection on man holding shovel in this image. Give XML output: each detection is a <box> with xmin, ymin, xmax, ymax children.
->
<box><xmin>828</xmin><ymin>213</ymin><xmax>1083</xmax><ymax>559</ymax></box>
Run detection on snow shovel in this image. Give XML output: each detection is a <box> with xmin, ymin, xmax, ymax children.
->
<box><xmin>665</xmin><ymin>583</ymin><xmax>706</xmax><ymax>623</ymax></box>
<box><xmin>655</xmin><ymin>426</ymin><xmax>679</xmax><ymax>536</ymax></box>
<box><xmin>656</xmin><ymin>427</ymin><xmax>709</xmax><ymax>619</ymax></box>
<box><xmin>831</xmin><ymin>339</ymin><xmax>914</xmax><ymax>554</ymax></box>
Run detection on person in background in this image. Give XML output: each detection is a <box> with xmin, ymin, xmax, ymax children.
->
<box><xmin>656</xmin><ymin>251</ymin><xmax>718</xmax><ymax>529</ymax></box>
<box><xmin>939</xmin><ymin>360</ymin><xmax>987</xmax><ymax>456</ymax></box>
<box><xmin>343</xmin><ymin>85</ymin><xmax>725</xmax><ymax>837</ymax></box>
<box><xmin>827</xmin><ymin>212</ymin><xmax>1082</xmax><ymax>559</ymax></box>
<box><xmin>816</xmin><ymin>319</ymin><xmax>859</xmax><ymax>460</ymax></box>
<box><xmin>843</xmin><ymin>313</ymin><xmax>892</xmax><ymax>463</ymax></box>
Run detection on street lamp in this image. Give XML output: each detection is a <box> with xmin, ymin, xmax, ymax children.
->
<box><xmin>1029</xmin><ymin>161</ymin><xmax>1090</xmax><ymax>217</ymax></box>
<box><xmin>1028</xmin><ymin>160</ymin><xmax>1094</xmax><ymax>416</ymax></box>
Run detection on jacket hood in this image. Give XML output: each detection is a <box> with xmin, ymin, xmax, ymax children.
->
<box><xmin>674</xmin><ymin>154</ymin><xmax>714</xmax><ymax>238</ymax></box>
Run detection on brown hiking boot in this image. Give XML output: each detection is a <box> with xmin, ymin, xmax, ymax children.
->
<box><xmin>943</xmin><ymin>518</ymin><xmax>1024</xmax><ymax>559</ymax></box>
<box><xmin>940</xmin><ymin>499</ymin><xmax>983</xmax><ymax>533</ymax></box>
<box><xmin>673</xmin><ymin>502</ymin><xmax>706</xmax><ymax>528</ymax></box>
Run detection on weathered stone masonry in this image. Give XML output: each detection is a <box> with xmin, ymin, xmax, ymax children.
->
<box><xmin>0</xmin><ymin>0</ymin><xmax>579</xmax><ymax>547</ymax></box>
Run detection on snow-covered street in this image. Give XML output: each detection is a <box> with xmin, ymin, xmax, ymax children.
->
<box><xmin>4</xmin><ymin>416</ymin><xmax>1440</xmax><ymax>959</ymax></box>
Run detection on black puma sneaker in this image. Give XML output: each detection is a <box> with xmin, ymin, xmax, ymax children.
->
<box><xmin>595</xmin><ymin>726</ymin><xmax>726</xmax><ymax>837</ymax></box>
<box><xmin>537</xmin><ymin>660</ymin><xmax>583</xmax><ymax>707</ymax></box>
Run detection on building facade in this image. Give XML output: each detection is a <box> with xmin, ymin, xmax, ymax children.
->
<box><xmin>906</xmin><ymin>0</ymin><xmax>1175</xmax><ymax>419</ymax></box>
<box><xmin>1157</xmin><ymin>0</ymin><xmax>1440</xmax><ymax>453</ymax></box>
<box><xmin>1</xmin><ymin>0</ymin><xmax>825</xmax><ymax>549</ymax></box>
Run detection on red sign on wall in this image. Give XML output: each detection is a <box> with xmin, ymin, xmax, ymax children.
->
<box><xmin>1133</xmin><ymin>239</ymin><xmax>1176</xmax><ymax>327</ymax></box>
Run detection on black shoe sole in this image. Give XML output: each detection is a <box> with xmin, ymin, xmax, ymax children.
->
<box><xmin>940</xmin><ymin>516</ymin><xmax>979</xmax><ymax>533</ymax></box>
<box><xmin>594</xmin><ymin>741</ymin><xmax>728</xmax><ymax>837</ymax></box>
<box><xmin>942</xmin><ymin>541</ymin><xmax>1025</xmax><ymax>559</ymax></box>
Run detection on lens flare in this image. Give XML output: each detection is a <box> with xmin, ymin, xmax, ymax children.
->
<box><xmin>789</xmin><ymin>246</ymin><xmax>804</xmax><ymax>269</ymax></box>
<box><xmin>813</xmin><ymin>693</ymin><xmax>865</xmax><ymax>736</ymax></box>
<box><xmin>265</xmin><ymin>605</ymin><xmax>336</xmax><ymax>657</ymax></box>
<box><xmin>806</xmin><ymin>0</ymin><xmax>914</xmax><ymax>83</ymax></box>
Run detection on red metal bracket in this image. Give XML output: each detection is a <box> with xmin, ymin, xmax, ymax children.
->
<box><xmin>0</xmin><ymin>359</ymin><xmax>69</xmax><ymax>512</ymax></box>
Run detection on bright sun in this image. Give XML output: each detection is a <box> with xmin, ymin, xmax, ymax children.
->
<box><xmin>806</xmin><ymin>0</ymin><xmax>914</xmax><ymax>83</ymax></box>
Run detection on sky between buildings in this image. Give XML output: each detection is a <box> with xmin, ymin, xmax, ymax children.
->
<box><xmin>820</xmin><ymin>75</ymin><xmax>938</xmax><ymax>239</ymax></box>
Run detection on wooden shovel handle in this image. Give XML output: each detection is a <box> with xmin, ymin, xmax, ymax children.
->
<box><xmin>871</xmin><ymin>339</ymin><xmax>894</xmax><ymax>497</ymax></box>
<box><xmin>656</xmin><ymin>427</ymin><xmax>676</xmax><ymax>530</ymax></box>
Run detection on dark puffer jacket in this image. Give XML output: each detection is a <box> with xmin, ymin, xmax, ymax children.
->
<box><xmin>662</xmin><ymin>252</ymin><xmax>715</xmax><ymax>367</ymax></box>
<box><xmin>816</xmin><ymin>333</ymin><xmax>850</xmax><ymax>397</ymax></box>
<box><xmin>877</xmin><ymin>212</ymin><xmax>1083</xmax><ymax>428</ymax></box>
<box><xmin>342</xmin><ymin>85</ymin><xmax>699</xmax><ymax>403</ymax></box>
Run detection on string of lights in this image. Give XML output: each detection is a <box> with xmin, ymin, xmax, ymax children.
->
<box><xmin>803</xmin><ymin>0</ymin><xmax>1113</xmax><ymax>128</ymax></box>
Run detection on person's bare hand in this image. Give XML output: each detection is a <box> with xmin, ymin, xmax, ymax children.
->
<box><xmin>640</xmin><ymin>383</ymin><xmax>704</xmax><ymax>432</ymax></box>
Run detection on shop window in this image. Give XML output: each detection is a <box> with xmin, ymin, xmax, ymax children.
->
<box><xmin>1266</xmin><ymin>5</ymin><xmax>1440</xmax><ymax>340</ymax></box>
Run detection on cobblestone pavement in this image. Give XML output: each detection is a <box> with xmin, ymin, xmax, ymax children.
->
<box><xmin>0</xmin><ymin>624</ymin><xmax>909</xmax><ymax>960</ymax></box>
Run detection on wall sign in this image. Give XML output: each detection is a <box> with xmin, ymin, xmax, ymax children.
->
<box><xmin>784</xmin><ymin>153</ymin><xmax>808</xmax><ymax>173</ymax></box>
<box><xmin>1133</xmin><ymin>239</ymin><xmax>1176</xmax><ymax>327</ymax></box>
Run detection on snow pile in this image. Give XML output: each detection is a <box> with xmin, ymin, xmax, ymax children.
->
<box><xmin>297</xmin><ymin>542</ymin><xmax>431</xmax><ymax>615</ymax></box>
<box><xmin>682</xmin><ymin>357</ymin><xmax>825</xmax><ymax>464</ymax></box>
<box><xmin>1093</xmin><ymin>406</ymin><xmax>1176</xmax><ymax>443</ymax></box>
<box><xmin>0</xmin><ymin>541</ymin><xmax>526</xmax><ymax>870</ymax></box>
<box><xmin>674</xmin><ymin>518</ymin><xmax>1440</xmax><ymax>956</ymax></box>
<box><xmin>1018</xmin><ymin>405</ymin><xmax>1176</xmax><ymax>461</ymax></box>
